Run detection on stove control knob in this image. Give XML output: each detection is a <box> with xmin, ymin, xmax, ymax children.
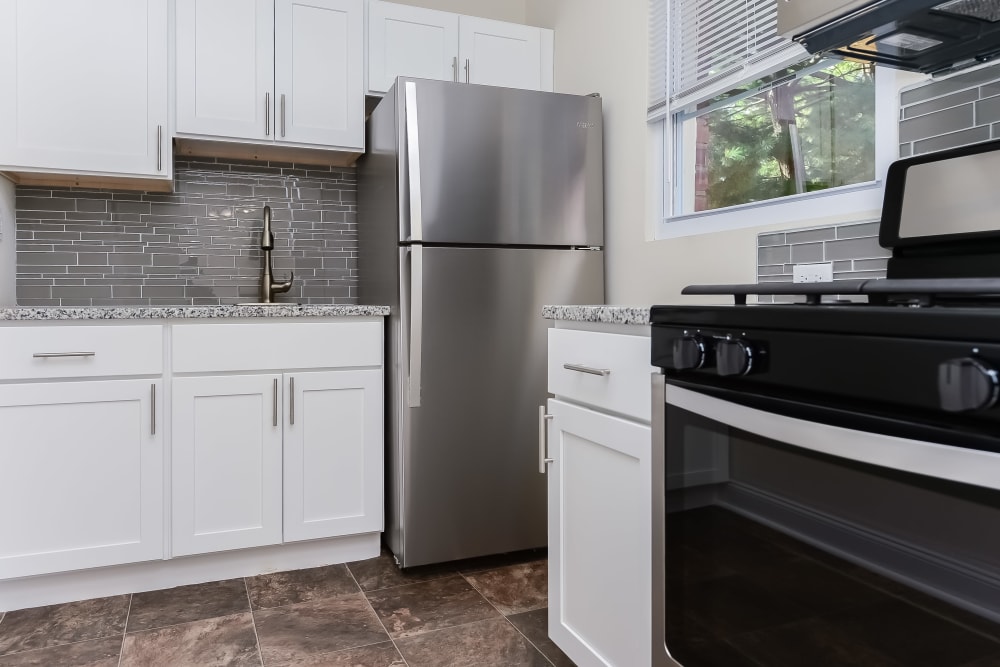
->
<box><xmin>672</xmin><ymin>336</ymin><xmax>707</xmax><ymax>370</ymax></box>
<box><xmin>717</xmin><ymin>339</ymin><xmax>754</xmax><ymax>377</ymax></box>
<box><xmin>938</xmin><ymin>358</ymin><xmax>999</xmax><ymax>412</ymax></box>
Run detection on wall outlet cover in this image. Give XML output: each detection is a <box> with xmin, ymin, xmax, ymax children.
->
<box><xmin>793</xmin><ymin>262</ymin><xmax>833</xmax><ymax>283</ymax></box>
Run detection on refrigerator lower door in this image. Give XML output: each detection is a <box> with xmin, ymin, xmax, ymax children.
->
<box><xmin>392</xmin><ymin>246</ymin><xmax>604</xmax><ymax>567</ymax></box>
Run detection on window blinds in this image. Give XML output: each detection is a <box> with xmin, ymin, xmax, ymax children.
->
<box><xmin>648</xmin><ymin>0</ymin><xmax>807</xmax><ymax>116</ymax></box>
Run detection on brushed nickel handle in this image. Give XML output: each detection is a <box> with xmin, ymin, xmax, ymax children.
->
<box><xmin>156</xmin><ymin>125</ymin><xmax>162</xmax><ymax>172</ymax></box>
<box><xmin>289</xmin><ymin>376</ymin><xmax>295</xmax><ymax>425</ymax></box>
<box><xmin>265</xmin><ymin>92</ymin><xmax>271</xmax><ymax>136</ymax></box>
<box><xmin>33</xmin><ymin>351</ymin><xmax>96</xmax><ymax>358</ymax></box>
<box><xmin>280</xmin><ymin>94</ymin><xmax>286</xmax><ymax>137</ymax></box>
<box><xmin>452</xmin><ymin>56</ymin><xmax>458</xmax><ymax>82</ymax></box>
<box><xmin>538</xmin><ymin>406</ymin><xmax>554</xmax><ymax>474</ymax></box>
<box><xmin>273</xmin><ymin>378</ymin><xmax>278</xmax><ymax>427</ymax></box>
<box><xmin>151</xmin><ymin>384</ymin><xmax>156</xmax><ymax>436</ymax></box>
<box><xmin>464</xmin><ymin>58</ymin><xmax>470</xmax><ymax>83</ymax></box>
<box><xmin>563</xmin><ymin>362</ymin><xmax>611</xmax><ymax>377</ymax></box>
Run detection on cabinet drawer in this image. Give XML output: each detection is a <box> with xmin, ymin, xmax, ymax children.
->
<box><xmin>0</xmin><ymin>325</ymin><xmax>163</xmax><ymax>380</ymax></box>
<box><xmin>173</xmin><ymin>321</ymin><xmax>383</xmax><ymax>373</ymax></box>
<box><xmin>548</xmin><ymin>328</ymin><xmax>652</xmax><ymax>422</ymax></box>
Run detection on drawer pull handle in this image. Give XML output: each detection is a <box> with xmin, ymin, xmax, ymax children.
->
<box><xmin>289</xmin><ymin>376</ymin><xmax>295</xmax><ymax>425</ymax></box>
<box><xmin>33</xmin><ymin>352</ymin><xmax>96</xmax><ymax>359</ymax></box>
<box><xmin>151</xmin><ymin>384</ymin><xmax>156</xmax><ymax>436</ymax></box>
<box><xmin>563</xmin><ymin>363</ymin><xmax>611</xmax><ymax>377</ymax></box>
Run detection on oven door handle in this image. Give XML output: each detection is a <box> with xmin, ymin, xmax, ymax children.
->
<box><xmin>664</xmin><ymin>383</ymin><xmax>1000</xmax><ymax>492</ymax></box>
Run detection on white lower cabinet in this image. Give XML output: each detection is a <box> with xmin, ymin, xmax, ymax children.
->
<box><xmin>283</xmin><ymin>369</ymin><xmax>383</xmax><ymax>542</ymax></box>
<box><xmin>0</xmin><ymin>379</ymin><xmax>163</xmax><ymax>579</ymax></box>
<box><xmin>171</xmin><ymin>374</ymin><xmax>284</xmax><ymax>556</ymax></box>
<box><xmin>546</xmin><ymin>324</ymin><xmax>653</xmax><ymax>667</ymax></box>
<box><xmin>547</xmin><ymin>399</ymin><xmax>651</xmax><ymax>667</ymax></box>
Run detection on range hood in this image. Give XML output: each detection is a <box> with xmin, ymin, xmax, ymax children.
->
<box><xmin>778</xmin><ymin>0</ymin><xmax>1000</xmax><ymax>75</ymax></box>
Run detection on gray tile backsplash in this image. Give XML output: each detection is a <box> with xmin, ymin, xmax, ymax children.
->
<box><xmin>15</xmin><ymin>159</ymin><xmax>358</xmax><ymax>307</ymax></box>
<box><xmin>899</xmin><ymin>63</ymin><xmax>1000</xmax><ymax>157</ymax></box>
<box><xmin>756</xmin><ymin>221</ymin><xmax>890</xmax><ymax>303</ymax></box>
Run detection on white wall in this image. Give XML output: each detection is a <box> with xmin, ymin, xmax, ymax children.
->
<box><xmin>389</xmin><ymin>0</ymin><xmax>527</xmax><ymax>24</ymax></box>
<box><xmin>0</xmin><ymin>175</ymin><xmax>15</xmax><ymax>306</ymax></box>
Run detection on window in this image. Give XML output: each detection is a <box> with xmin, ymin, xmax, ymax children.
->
<box><xmin>649</xmin><ymin>0</ymin><xmax>894</xmax><ymax>237</ymax></box>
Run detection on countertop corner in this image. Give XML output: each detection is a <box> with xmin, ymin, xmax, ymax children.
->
<box><xmin>543</xmin><ymin>305</ymin><xmax>651</xmax><ymax>325</ymax></box>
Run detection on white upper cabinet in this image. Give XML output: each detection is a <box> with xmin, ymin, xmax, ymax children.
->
<box><xmin>367</xmin><ymin>2</ymin><xmax>459</xmax><ymax>93</ymax></box>
<box><xmin>366</xmin><ymin>1</ymin><xmax>553</xmax><ymax>95</ymax></box>
<box><xmin>458</xmin><ymin>16</ymin><xmax>543</xmax><ymax>91</ymax></box>
<box><xmin>0</xmin><ymin>0</ymin><xmax>170</xmax><ymax>181</ymax></box>
<box><xmin>175</xmin><ymin>0</ymin><xmax>364</xmax><ymax>151</ymax></box>
<box><xmin>175</xmin><ymin>0</ymin><xmax>274</xmax><ymax>141</ymax></box>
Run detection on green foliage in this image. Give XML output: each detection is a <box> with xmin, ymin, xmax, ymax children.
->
<box><xmin>695</xmin><ymin>61</ymin><xmax>876</xmax><ymax>212</ymax></box>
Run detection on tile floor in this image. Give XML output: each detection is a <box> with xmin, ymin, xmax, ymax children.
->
<box><xmin>0</xmin><ymin>548</ymin><xmax>574</xmax><ymax>667</ymax></box>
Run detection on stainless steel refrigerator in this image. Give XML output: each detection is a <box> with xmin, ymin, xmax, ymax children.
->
<box><xmin>358</xmin><ymin>78</ymin><xmax>604</xmax><ymax>568</ymax></box>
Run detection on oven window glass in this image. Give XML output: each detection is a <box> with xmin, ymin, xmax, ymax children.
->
<box><xmin>664</xmin><ymin>405</ymin><xmax>1000</xmax><ymax>666</ymax></box>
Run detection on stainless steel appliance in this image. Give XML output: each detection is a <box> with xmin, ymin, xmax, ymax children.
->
<box><xmin>779</xmin><ymin>0</ymin><xmax>1000</xmax><ymax>75</ymax></box>
<box><xmin>650</xmin><ymin>139</ymin><xmax>1000</xmax><ymax>666</ymax></box>
<box><xmin>358</xmin><ymin>78</ymin><xmax>605</xmax><ymax>568</ymax></box>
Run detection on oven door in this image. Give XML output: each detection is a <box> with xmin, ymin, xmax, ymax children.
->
<box><xmin>651</xmin><ymin>374</ymin><xmax>1000</xmax><ymax>667</ymax></box>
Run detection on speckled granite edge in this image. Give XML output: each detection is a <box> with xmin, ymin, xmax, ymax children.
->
<box><xmin>542</xmin><ymin>305</ymin><xmax>651</xmax><ymax>325</ymax></box>
<box><xmin>0</xmin><ymin>305</ymin><xmax>391</xmax><ymax>321</ymax></box>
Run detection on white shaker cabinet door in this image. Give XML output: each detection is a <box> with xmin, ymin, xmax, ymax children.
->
<box><xmin>0</xmin><ymin>0</ymin><xmax>170</xmax><ymax>178</ymax></box>
<box><xmin>367</xmin><ymin>1</ymin><xmax>459</xmax><ymax>94</ymax></box>
<box><xmin>172</xmin><ymin>374</ymin><xmax>284</xmax><ymax>557</ymax></box>
<box><xmin>175</xmin><ymin>0</ymin><xmax>275</xmax><ymax>141</ymax></box>
<box><xmin>274</xmin><ymin>0</ymin><xmax>364</xmax><ymax>149</ymax></box>
<box><xmin>547</xmin><ymin>398</ymin><xmax>651</xmax><ymax>667</ymax></box>
<box><xmin>458</xmin><ymin>16</ymin><xmax>545</xmax><ymax>91</ymax></box>
<box><xmin>0</xmin><ymin>380</ymin><xmax>163</xmax><ymax>579</ymax></box>
<box><xmin>283</xmin><ymin>370</ymin><xmax>383</xmax><ymax>542</ymax></box>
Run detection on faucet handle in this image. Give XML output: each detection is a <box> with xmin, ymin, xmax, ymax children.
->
<box><xmin>272</xmin><ymin>271</ymin><xmax>294</xmax><ymax>294</ymax></box>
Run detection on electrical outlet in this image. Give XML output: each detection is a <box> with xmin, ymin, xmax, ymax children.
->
<box><xmin>793</xmin><ymin>262</ymin><xmax>833</xmax><ymax>283</ymax></box>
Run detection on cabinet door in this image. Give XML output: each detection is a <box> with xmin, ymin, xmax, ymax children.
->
<box><xmin>0</xmin><ymin>380</ymin><xmax>163</xmax><ymax>579</ymax></box>
<box><xmin>283</xmin><ymin>370</ymin><xmax>383</xmax><ymax>542</ymax></box>
<box><xmin>547</xmin><ymin>398</ymin><xmax>651</xmax><ymax>667</ymax></box>
<box><xmin>175</xmin><ymin>0</ymin><xmax>274</xmax><ymax>141</ymax></box>
<box><xmin>458</xmin><ymin>16</ymin><xmax>543</xmax><ymax>91</ymax></box>
<box><xmin>0</xmin><ymin>0</ymin><xmax>169</xmax><ymax>178</ymax></box>
<box><xmin>367</xmin><ymin>1</ymin><xmax>459</xmax><ymax>94</ymax></box>
<box><xmin>172</xmin><ymin>375</ymin><xmax>283</xmax><ymax>556</ymax></box>
<box><xmin>275</xmin><ymin>0</ymin><xmax>364</xmax><ymax>149</ymax></box>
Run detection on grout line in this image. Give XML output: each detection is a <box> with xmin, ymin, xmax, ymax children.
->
<box><xmin>345</xmin><ymin>564</ymin><xmax>410</xmax><ymax>667</ymax></box>
<box><xmin>117</xmin><ymin>594</ymin><xmax>133</xmax><ymax>667</ymax></box>
<box><xmin>243</xmin><ymin>578</ymin><xmax>265</xmax><ymax>667</ymax></box>
<box><xmin>457</xmin><ymin>571</ymin><xmax>557</xmax><ymax>667</ymax></box>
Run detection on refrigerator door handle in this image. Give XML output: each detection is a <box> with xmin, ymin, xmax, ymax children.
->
<box><xmin>404</xmin><ymin>81</ymin><xmax>423</xmax><ymax>242</ymax></box>
<box><xmin>408</xmin><ymin>245</ymin><xmax>423</xmax><ymax>407</ymax></box>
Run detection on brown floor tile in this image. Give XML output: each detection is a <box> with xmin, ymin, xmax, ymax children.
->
<box><xmin>464</xmin><ymin>560</ymin><xmax>547</xmax><ymax>616</ymax></box>
<box><xmin>246</xmin><ymin>564</ymin><xmax>360</xmax><ymax>610</ymax></box>
<box><xmin>507</xmin><ymin>609</ymin><xmax>576</xmax><ymax>667</ymax></box>
<box><xmin>253</xmin><ymin>592</ymin><xmax>389</xmax><ymax>665</ymax></box>
<box><xmin>269</xmin><ymin>640</ymin><xmax>406</xmax><ymax>666</ymax></box>
<box><xmin>0</xmin><ymin>636</ymin><xmax>121</xmax><ymax>667</ymax></box>
<box><xmin>127</xmin><ymin>579</ymin><xmax>250</xmax><ymax>632</ymax></box>
<box><xmin>454</xmin><ymin>548</ymin><xmax>548</xmax><ymax>574</ymax></box>
<box><xmin>347</xmin><ymin>548</ymin><xmax>456</xmax><ymax>592</ymax></box>
<box><xmin>365</xmin><ymin>575</ymin><xmax>500</xmax><ymax>639</ymax></box>
<box><xmin>395</xmin><ymin>616</ymin><xmax>551</xmax><ymax>667</ymax></box>
<box><xmin>120</xmin><ymin>612</ymin><xmax>259</xmax><ymax>667</ymax></box>
<box><xmin>0</xmin><ymin>595</ymin><xmax>130</xmax><ymax>656</ymax></box>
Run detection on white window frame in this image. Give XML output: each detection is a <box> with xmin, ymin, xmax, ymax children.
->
<box><xmin>649</xmin><ymin>8</ymin><xmax>910</xmax><ymax>240</ymax></box>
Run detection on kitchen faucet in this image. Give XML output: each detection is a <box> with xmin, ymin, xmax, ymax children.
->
<box><xmin>259</xmin><ymin>205</ymin><xmax>293</xmax><ymax>303</ymax></box>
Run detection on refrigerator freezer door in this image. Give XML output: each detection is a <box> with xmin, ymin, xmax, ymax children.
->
<box><xmin>394</xmin><ymin>246</ymin><xmax>604</xmax><ymax>567</ymax></box>
<box><xmin>397</xmin><ymin>78</ymin><xmax>604</xmax><ymax>247</ymax></box>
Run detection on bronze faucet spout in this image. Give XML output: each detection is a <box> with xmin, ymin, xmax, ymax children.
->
<box><xmin>259</xmin><ymin>205</ymin><xmax>294</xmax><ymax>303</ymax></box>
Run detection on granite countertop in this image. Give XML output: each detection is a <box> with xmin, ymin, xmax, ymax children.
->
<box><xmin>0</xmin><ymin>304</ymin><xmax>391</xmax><ymax>321</ymax></box>
<box><xmin>543</xmin><ymin>305</ymin><xmax>651</xmax><ymax>325</ymax></box>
